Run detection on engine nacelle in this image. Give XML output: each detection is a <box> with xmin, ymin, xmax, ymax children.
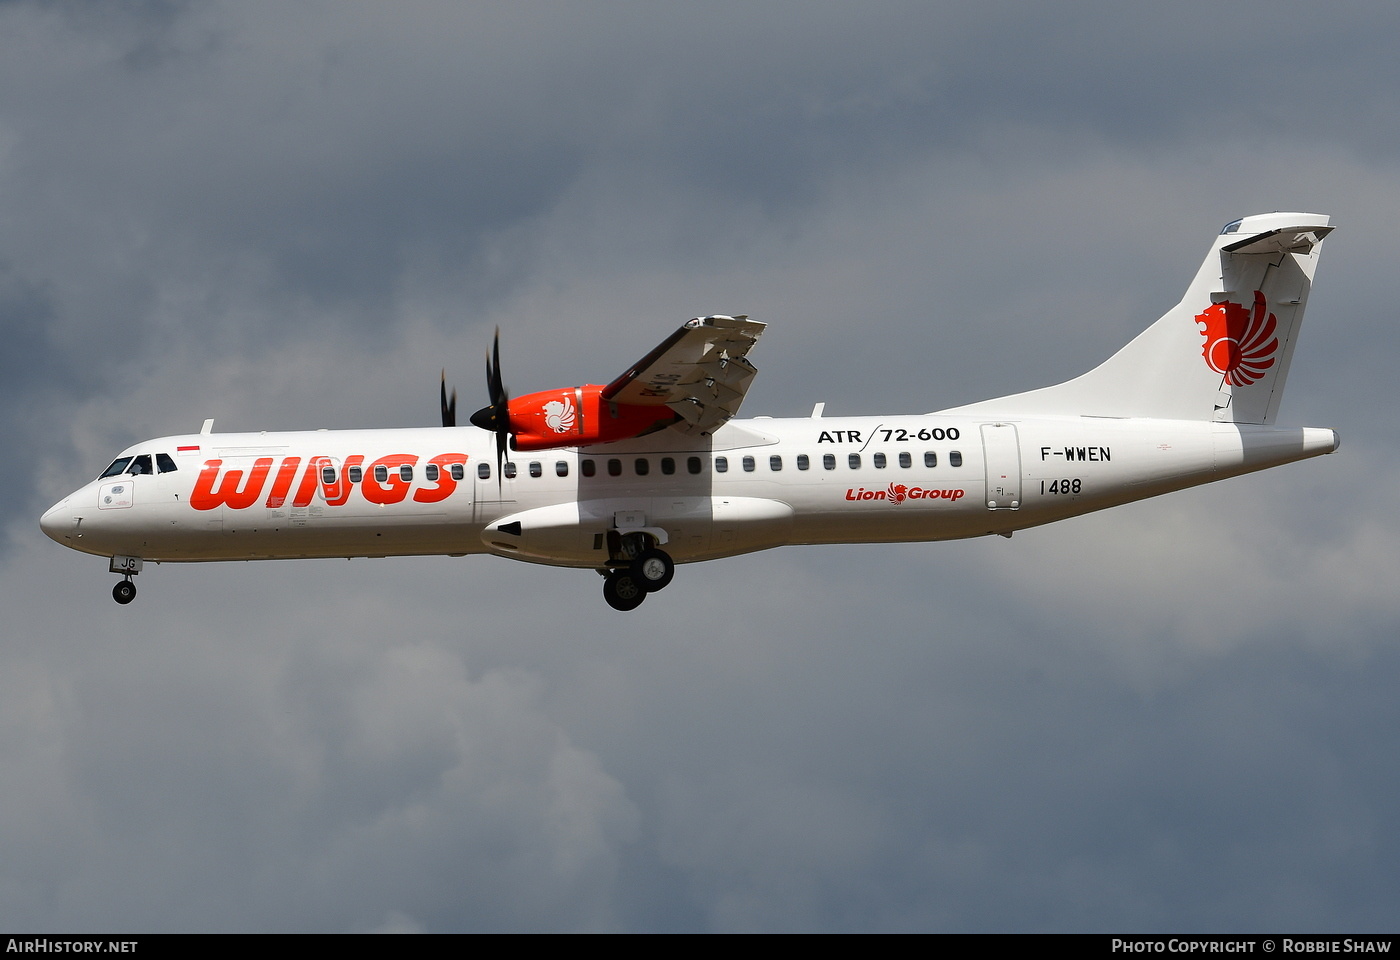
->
<box><xmin>507</xmin><ymin>384</ymin><xmax>677</xmax><ymax>451</ymax></box>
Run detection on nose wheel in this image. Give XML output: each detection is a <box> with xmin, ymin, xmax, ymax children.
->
<box><xmin>108</xmin><ymin>556</ymin><xmax>143</xmax><ymax>605</ymax></box>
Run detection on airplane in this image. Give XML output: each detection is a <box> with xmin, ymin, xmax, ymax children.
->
<box><xmin>40</xmin><ymin>212</ymin><xmax>1340</xmax><ymax>611</ymax></box>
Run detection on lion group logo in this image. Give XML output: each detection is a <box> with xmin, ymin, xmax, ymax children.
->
<box><xmin>1195</xmin><ymin>290</ymin><xmax>1279</xmax><ymax>386</ymax></box>
<box><xmin>544</xmin><ymin>396</ymin><xmax>576</xmax><ymax>434</ymax></box>
<box><xmin>845</xmin><ymin>485</ymin><xmax>964</xmax><ymax>503</ymax></box>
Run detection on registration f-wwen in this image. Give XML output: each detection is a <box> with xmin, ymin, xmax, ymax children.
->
<box><xmin>41</xmin><ymin>213</ymin><xmax>1340</xmax><ymax>611</ymax></box>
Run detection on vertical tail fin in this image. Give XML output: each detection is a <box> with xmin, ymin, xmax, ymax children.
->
<box><xmin>943</xmin><ymin>213</ymin><xmax>1333</xmax><ymax>423</ymax></box>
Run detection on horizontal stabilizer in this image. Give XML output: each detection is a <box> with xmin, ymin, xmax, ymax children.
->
<box><xmin>1221</xmin><ymin>224</ymin><xmax>1334</xmax><ymax>256</ymax></box>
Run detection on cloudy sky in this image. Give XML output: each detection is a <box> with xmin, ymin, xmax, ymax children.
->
<box><xmin>4</xmin><ymin>0</ymin><xmax>1399</xmax><ymax>933</ymax></box>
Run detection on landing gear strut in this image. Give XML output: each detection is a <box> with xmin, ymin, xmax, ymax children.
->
<box><xmin>600</xmin><ymin>533</ymin><xmax>675</xmax><ymax>611</ymax></box>
<box><xmin>109</xmin><ymin>555</ymin><xmax>143</xmax><ymax>606</ymax></box>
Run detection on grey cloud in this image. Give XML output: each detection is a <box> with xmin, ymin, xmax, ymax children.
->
<box><xmin>5</xmin><ymin>0</ymin><xmax>1399</xmax><ymax>933</ymax></box>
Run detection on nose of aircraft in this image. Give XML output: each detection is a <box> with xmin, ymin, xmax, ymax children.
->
<box><xmin>39</xmin><ymin>498</ymin><xmax>71</xmax><ymax>545</ymax></box>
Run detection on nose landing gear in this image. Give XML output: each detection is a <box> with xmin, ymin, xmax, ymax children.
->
<box><xmin>108</xmin><ymin>555</ymin><xmax>143</xmax><ymax>605</ymax></box>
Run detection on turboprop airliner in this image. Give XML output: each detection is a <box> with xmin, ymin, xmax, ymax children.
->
<box><xmin>40</xmin><ymin>212</ymin><xmax>1340</xmax><ymax>611</ymax></box>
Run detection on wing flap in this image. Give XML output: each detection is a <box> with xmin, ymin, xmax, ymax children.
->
<box><xmin>603</xmin><ymin>315</ymin><xmax>766</xmax><ymax>434</ymax></box>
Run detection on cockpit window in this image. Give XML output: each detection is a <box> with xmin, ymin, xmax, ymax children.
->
<box><xmin>126</xmin><ymin>455</ymin><xmax>154</xmax><ymax>476</ymax></box>
<box><xmin>99</xmin><ymin>457</ymin><xmax>133</xmax><ymax>479</ymax></box>
<box><xmin>156</xmin><ymin>453</ymin><xmax>178</xmax><ymax>474</ymax></box>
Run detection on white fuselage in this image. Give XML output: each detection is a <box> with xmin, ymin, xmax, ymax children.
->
<box><xmin>40</xmin><ymin>413</ymin><xmax>1338</xmax><ymax>569</ymax></box>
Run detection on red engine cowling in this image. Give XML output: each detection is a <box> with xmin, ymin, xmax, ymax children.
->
<box><xmin>507</xmin><ymin>384</ymin><xmax>677</xmax><ymax>451</ymax></box>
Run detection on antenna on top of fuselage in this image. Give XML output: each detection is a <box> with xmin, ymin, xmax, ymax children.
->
<box><xmin>200</xmin><ymin>419</ymin><xmax>214</xmax><ymax>435</ymax></box>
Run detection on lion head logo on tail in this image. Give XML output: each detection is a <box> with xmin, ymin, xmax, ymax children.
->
<box><xmin>1195</xmin><ymin>290</ymin><xmax>1279</xmax><ymax>386</ymax></box>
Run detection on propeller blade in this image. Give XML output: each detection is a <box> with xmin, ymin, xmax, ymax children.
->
<box><xmin>489</xmin><ymin>328</ymin><xmax>506</xmax><ymax>408</ymax></box>
<box><xmin>466</xmin><ymin>328</ymin><xmax>511</xmax><ymax>489</ymax></box>
<box><xmin>440</xmin><ymin>370</ymin><xmax>457</xmax><ymax>428</ymax></box>
<box><xmin>496</xmin><ymin>423</ymin><xmax>508</xmax><ymax>487</ymax></box>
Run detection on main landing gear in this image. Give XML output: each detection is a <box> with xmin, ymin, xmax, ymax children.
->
<box><xmin>600</xmin><ymin>535</ymin><xmax>676</xmax><ymax>612</ymax></box>
<box><xmin>602</xmin><ymin>570</ymin><xmax>647</xmax><ymax>611</ymax></box>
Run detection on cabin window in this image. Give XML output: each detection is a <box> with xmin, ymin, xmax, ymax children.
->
<box><xmin>127</xmin><ymin>455</ymin><xmax>154</xmax><ymax>476</ymax></box>
<box><xmin>797</xmin><ymin>454</ymin><xmax>810</xmax><ymax>471</ymax></box>
<box><xmin>349</xmin><ymin>465</ymin><xmax>363</xmax><ymax>483</ymax></box>
<box><xmin>326</xmin><ymin>465</ymin><xmax>341</xmax><ymax>484</ymax></box>
<box><xmin>99</xmin><ymin>457</ymin><xmax>133</xmax><ymax>479</ymax></box>
<box><xmin>156</xmin><ymin>453</ymin><xmax>178</xmax><ymax>473</ymax></box>
<box><xmin>899</xmin><ymin>452</ymin><xmax>912</xmax><ymax>468</ymax></box>
<box><xmin>450</xmin><ymin>463</ymin><xmax>464</xmax><ymax>481</ymax></box>
<box><xmin>399</xmin><ymin>465</ymin><xmax>413</xmax><ymax>482</ymax></box>
<box><xmin>715</xmin><ymin>456</ymin><xmax>728</xmax><ymax>473</ymax></box>
<box><xmin>924</xmin><ymin>451</ymin><xmax>937</xmax><ymax>468</ymax></box>
<box><xmin>478</xmin><ymin>463</ymin><xmax>491</xmax><ymax>480</ymax></box>
<box><xmin>607</xmin><ymin>458</ymin><xmax>622</xmax><ymax>477</ymax></box>
<box><xmin>823</xmin><ymin>454</ymin><xmax>836</xmax><ymax>471</ymax></box>
<box><xmin>848</xmin><ymin>453</ymin><xmax>861</xmax><ymax>470</ymax></box>
<box><xmin>529</xmin><ymin>461</ymin><xmax>542</xmax><ymax>478</ymax></box>
<box><xmin>635</xmin><ymin>458</ymin><xmax>649</xmax><ymax>476</ymax></box>
<box><xmin>769</xmin><ymin>455</ymin><xmax>782</xmax><ymax>471</ymax></box>
<box><xmin>661</xmin><ymin>457</ymin><xmax>676</xmax><ymax>475</ymax></box>
<box><xmin>949</xmin><ymin>450</ymin><xmax>963</xmax><ymax>467</ymax></box>
<box><xmin>504</xmin><ymin>462</ymin><xmax>518</xmax><ymax>479</ymax></box>
<box><xmin>425</xmin><ymin>463</ymin><xmax>439</xmax><ymax>481</ymax></box>
<box><xmin>582</xmin><ymin>459</ymin><xmax>596</xmax><ymax>477</ymax></box>
<box><xmin>873</xmin><ymin>453</ymin><xmax>887</xmax><ymax>469</ymax></box>
<box><xmin>742</xmin><ymin>456</ymin><xmax>755</xmax><ymax>472</ymax></box>
<box><xmin>556</xmin><ymin>461</ymin><xmax>568</xmax><ymax>477</ymax></box>
<box><xmin>687</xmin><ymin>456</ymin><xmax>702</xmax><ymax>475</ymax></box>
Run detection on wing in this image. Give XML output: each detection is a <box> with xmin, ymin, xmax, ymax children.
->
<box><xmin>602</xmin><ymin>315</ymin><xmax>766</xmax><ymax>435</ymax></box>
